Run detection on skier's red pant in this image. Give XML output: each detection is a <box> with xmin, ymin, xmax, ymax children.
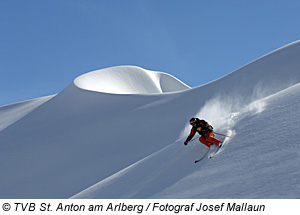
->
<box><xmin>199</xmin><ymin>131</ymin><xmax>220</xmax><ymax>148</ymax></box>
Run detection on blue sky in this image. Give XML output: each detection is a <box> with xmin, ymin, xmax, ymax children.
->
<box><xmin>1</xmin><ymin>0</ymin><xmax>300</xmax><ymax>106</ymax></box>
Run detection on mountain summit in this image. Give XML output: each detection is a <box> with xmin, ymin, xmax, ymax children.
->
<box><xmin>74</xmin><ymin>65</ymin><xmax>190</xmax><ymax>94</ymax></box>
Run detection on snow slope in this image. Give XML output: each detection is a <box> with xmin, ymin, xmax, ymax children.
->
<box><xmin>1</xmin><ymin>41</ymin><xmax>300</xmax><ymax>198</ymax></box>
<box><xmin>0</xmin><ymin>96</ymin><xmax>53</xmax><ymax>132</ymax></box>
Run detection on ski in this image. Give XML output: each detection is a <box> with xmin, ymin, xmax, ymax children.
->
<box><xmin>194</xmin><ymin>156</ymin><xmax>205</xmax><ymax>163</ymax></box>
<box><xmin>194</xmin><ymin>148</ymin><xmax>211</xmax><ymax>163</ymax></box>
<box><xmin>208</xmin><ymin>145</ymin><xmax>222</xmax><ymax>159</ymax></box>
<box><xmin>194</xmin><ymin>130</ymin><xmax>233</xmax><ymax>162</ymax></box>
<box><xmin>208</xmin><ymin>130</ymin><xmax>233</xmax><ymax>159</ymax></box>
<box><xmin>194</xmin><ymin>142</ymin><xmax>221</xmax><ymax>163</ymax></box>
<box><xmin>208</xmin><ymin>141</ymin><xmax>224</xmax><ymax>159</ymax></box>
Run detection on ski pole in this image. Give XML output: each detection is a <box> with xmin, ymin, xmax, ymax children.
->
<box><xmin>215</xmin><ymin>132</ymin><xmax>232</xmax><ymax>138</ymax></box>
<box><xmin>190</xmin><ymin>136</ymin><xmax>199</xmax><ymax>142</ymax></box>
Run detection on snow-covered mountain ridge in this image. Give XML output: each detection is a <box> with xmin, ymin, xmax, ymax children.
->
<box><xmin>0</xmin><ymin>41</ymin><xmax>300</xmax><ymax>198</ymax></box>
<box><xmin>74</xmin><ymin>65</ymin><xmax>190</xmax><ymax>94</ymax></box>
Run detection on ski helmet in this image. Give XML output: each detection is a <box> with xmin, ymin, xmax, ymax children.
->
<box><xmin>189</xmin><ymin>118</ymin><xmax>198</xmax><ymax>125</ymax></box>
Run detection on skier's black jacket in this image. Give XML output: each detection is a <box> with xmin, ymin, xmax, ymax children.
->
<box><xmin>185</xmin><ymin>119</ymin><xmax>213</xmax><ymax>142</ymax></box>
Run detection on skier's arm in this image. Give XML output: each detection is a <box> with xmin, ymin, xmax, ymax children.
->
<box><xmin>184</xmin><ymin>127</ymin><xmax>196</xmax><ymax>145</ymax></box>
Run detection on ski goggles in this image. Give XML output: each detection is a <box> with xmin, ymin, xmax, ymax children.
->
<box><xmin>190</xmin><ymin>121</ymin><xmax>197</xmax><ymax>127</ymax></box>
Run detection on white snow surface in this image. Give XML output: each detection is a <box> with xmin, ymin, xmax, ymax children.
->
<box><xmin>1</xmin><ymin>41</ymin><xmax>300</xmax><ymax>198</ymax></box>
<box><xmin>74</xmin><ymin>65</ymin><xmax>190</xmax><ymax>94</ymax></box>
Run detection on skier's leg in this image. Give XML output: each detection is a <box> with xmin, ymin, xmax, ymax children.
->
<box><xmin>206</xmin><ymin>132</ymin><xmax>221</xmax><ymax>146</ymax></box>
<box><xmin>199</xmin><ymin>136</ymin><xmax>211</xmax><ymax>148</ymax></box>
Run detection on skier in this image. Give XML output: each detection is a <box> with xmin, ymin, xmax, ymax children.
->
<box><xmin>184</xmin><ymin>118</ymin><xmax>221</xmax><ymax>148</ymax></box>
